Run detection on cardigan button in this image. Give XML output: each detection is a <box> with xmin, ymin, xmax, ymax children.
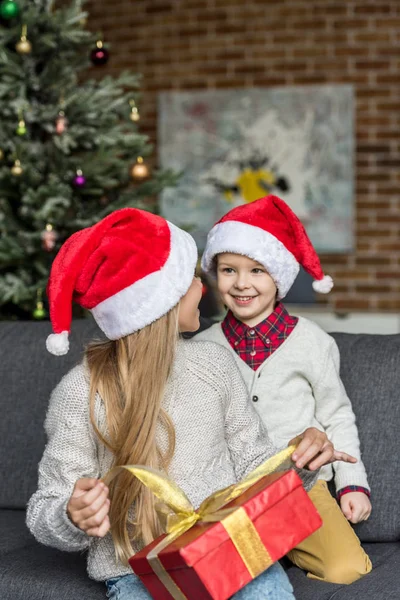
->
<box><xmin>252</xmin><ymin>395</ymin><xmax>259</xmax><ymax>402</ymax></box>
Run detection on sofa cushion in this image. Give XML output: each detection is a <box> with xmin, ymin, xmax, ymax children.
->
<box><xmin>331</xmin><ymin>333</ymin><xmax>400</xmax><ymax>543</ymax></box>
<box><xmin>0</xmin><ymin>509</ymin><xmax>35</xmax><ymax>555</ymax></box>
<box><xmin>0</xmin><ymin>319</ymin><xmax>102</xmax><ymax>509</ymax></box>
<box><xmin>0</xmin><ymin>543</ymin><xmax>104</xmax><ymax>600</ymax></box>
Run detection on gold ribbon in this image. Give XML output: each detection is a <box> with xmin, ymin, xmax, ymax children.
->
<box><xmin>103</xmin><ymin>445</ymin><xmax>296</xmax><ymax>599</ymax></box>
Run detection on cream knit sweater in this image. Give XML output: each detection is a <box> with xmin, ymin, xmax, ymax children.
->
<box><xmin>195</xmin><ymin>317</ymin><xmax>370</xmax><ymax>493</ymax></box>
<box><xmin>26</xmin><ymin>339</ymin><xmax>317</xmax><ymax>582</ymax></box>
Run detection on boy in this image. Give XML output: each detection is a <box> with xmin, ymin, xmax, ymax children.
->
<box><xmin>195</xmin><ymin>195</ymin><xmax>372</xmax><ymax>584</ymax></box>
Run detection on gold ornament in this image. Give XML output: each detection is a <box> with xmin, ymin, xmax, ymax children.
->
<box><xmin>129</xmin><ymin>99</ymin><xmax>140</xmax><ymax>122</ymax></box>
<box><xmin>11</xmin><ymin>159</ymin><xmax>23</xmax><ymax>175</ymax></box>
<box><xmin>131</xmin><ymin>156</ymin><xmax>149</xmax><ymax>181</ymax></box>
<box><xmin>0</xmin><ymin>149</ymin><xmax>4</xmax><ymax>160</ymax></box>
<box><xmin>16</xmin><ymin>25</ymin><xmax>32</xmax><ymax>54</ymax></box>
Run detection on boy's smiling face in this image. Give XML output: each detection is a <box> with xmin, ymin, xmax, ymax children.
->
<box><xmin>216</xmin><ymin>253</ymin><xmax>278</xmax><ymax>327</ymax></box>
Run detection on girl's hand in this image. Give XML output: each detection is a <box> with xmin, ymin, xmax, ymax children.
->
<box><xmin>289</xmin><ymin>427</ymin><xmax>357</xmax><ymax>471</ymax></box>
<box><xmin>340</xmin><ymin>492</ymin><xmax>372</xmax><ymax>524</ymax></box>
<box><xmin>67</xmin><ymin>478</ymin><xmax>111</xmax><ymax>537</ymax></box>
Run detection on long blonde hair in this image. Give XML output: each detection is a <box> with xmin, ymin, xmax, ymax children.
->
<box><xmin>86</xmin><ymin>306</ymin><xmax>179</xmax><ymax>564</ymax></box>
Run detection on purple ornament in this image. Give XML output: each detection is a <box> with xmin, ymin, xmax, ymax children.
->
<box><xmin>73</xmin><ymin>169</ymin><xmax>86</xmax><ymax>187</ymax></box>
<box><xmin>90</xmin><ymin>41</ymin><xmax>109</xmax><ymax>66</ymax></box>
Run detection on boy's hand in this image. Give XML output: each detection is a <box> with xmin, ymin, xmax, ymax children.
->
<box><xmin>289</xmin><ymin>427</ymin><xmax>357</xmax><ymax>471</ymax></box>
<box><xmin>340</xmin><ymin>492</ymin><xmax>372</xmax><ymax>524</ymax></box>
<box><xmin>67</xmin><ymin>478</ymin><xmax>110</xmax><ymax>537</ymax></box>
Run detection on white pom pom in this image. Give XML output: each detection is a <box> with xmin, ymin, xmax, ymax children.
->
<box><xmin>312</xmin><ymin>275</ymin><xmax>334</xmax><ymax>294</ymax></box>
<box><xmin>46</xmin><ymin>331</ymin><xmax>69</xmax><ymax>356</ymax></box>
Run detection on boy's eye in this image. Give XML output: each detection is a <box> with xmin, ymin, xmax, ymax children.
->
<box><xmin>252</xmin><ymin>268</ymin><xmax>265</xmax><ymax>274</ymax></box>
<box><xmin>220</xmin><ymin>267</ymin><xmax>235</xmax><ymax>273</ymax></box>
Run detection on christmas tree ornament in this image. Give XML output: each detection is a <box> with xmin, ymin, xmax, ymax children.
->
<box><xmin>11</xmin><ymin>159</ymin><xmax>22</xmax><ymax>175</ymax></box>
<box><xmin>55</xmin><ymin>110</ymin><xmax>68</xmax><ymax>135</ymax></box>
<box><xmin>73</xmin><ymin>168</ymin><xmax>86</xmax><ymax>187</ymax></box>
<box><xmin>90</xmin><ymin>40</ymin><xmax>109</xmax><ymax>66</ymax></box>
<box><xmin>131</xmin><ymin>156</ymin><xmax>149</xmax><ymax>181</ymax></box>
<box><xmin>129</xmin><ymin>99</ymin><xmax>140</xmax><ymax>122</ymax></box>
<box><xmin>0</xmin><ymin>149</ymin><xmax>4</xmax><ymax>160</ymax></box>
<box><xmin>16</xmin><ymin>118</ymin><xmax>26</xmax><ymax>136</ymax></box>
<box><xmin>0</xmin><ymin>0</ymin><xmax>20</xmax><ymax>19</ymax></box>
<box><xmin>16</xmin><ymin>25</ymin><xmax>32</xmax><ymax>54</ymax></box>
<box><xmin>33</xmin><ymin>289</ymin><xmax>47</xmax><ymax>320</ymax></box>
<box><xmin>41</xmin><ymin>223</ymin><xmax>58</xmax><ymax>251</ymax></box>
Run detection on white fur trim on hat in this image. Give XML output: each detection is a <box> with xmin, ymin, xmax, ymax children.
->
<box><xmin>312</xmin><ymin>275</ymin><xmax>334</xmax><ymax>294</ymax></box>
<box><xmin>46</xmin><ymin>331</ymin><xmax>69</xmax><ymax>356</ymax></box>
<box><xmin>201</xmin><ymin>220</ymin><xmax>299</xmax><ymax>299</ymax></box>
<box><xmin>91</xmin><ymin>222</ymin><xmax>198</xmax><ymax>339</ymax></box>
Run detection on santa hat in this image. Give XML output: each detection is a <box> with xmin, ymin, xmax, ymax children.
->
<box><xmin>46</xmin><ymin>208</ymin><xmax>198</xmax><ymax>356</ymax></box>
<box><xmin>201</xmin><ymin>195</ymin><xmax>333</xmax><ymax>300</ymax></box>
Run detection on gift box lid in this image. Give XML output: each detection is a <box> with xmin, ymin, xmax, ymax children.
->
<box><xmin>131</xmin><ymin>469</ymin><xmax>304</xmax><ymax>575</ymax></box>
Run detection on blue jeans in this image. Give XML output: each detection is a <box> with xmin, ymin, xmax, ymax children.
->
<box><xmin>105</xmin><ymin>563</ymin><xmax>295</xmax><ymax>599</ymax></box>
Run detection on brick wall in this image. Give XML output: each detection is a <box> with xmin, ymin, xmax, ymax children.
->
<box><xmin>87</xmin><ymin>0</ymin><xmax>400</xmax><ymax>312</ymax></box>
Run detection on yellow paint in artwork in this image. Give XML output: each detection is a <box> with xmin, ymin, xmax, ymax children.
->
<box><xmin>223</xmin><ymin>190</ymin><xmax>234</xmax><ymax>202</ymax></box>
<box><xmin>235</xmin><ymin>169</ymin><xmax>276</xmax><ymax>204</ymax></box>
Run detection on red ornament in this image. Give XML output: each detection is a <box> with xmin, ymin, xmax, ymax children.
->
<box><xmin>90</xmin><ymin>40</ymin><xmax>109</xmax><ymax>66</ymax></box>
<box><xmin>55</xmin><ymin>111</ymin><xmax>68</xmax><ymax>135</ymax></box>
<box><xmin>41</xmin><ymin>224</ymin><xmax>57</xmax><ymax>251</ymax></box>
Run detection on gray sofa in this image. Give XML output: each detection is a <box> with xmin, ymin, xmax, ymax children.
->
<box><xmin>0</xmin><ymin>319</ymin><xmax>399</xmax><ymax>600</ymax></box>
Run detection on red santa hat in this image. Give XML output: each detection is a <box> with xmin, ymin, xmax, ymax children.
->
<box><xmin>46</xmin><ymin>208</ymin><xmax>198</xmax><ymax>355</ymax></box>
<box><xmin>201</xmin><ymin>195</ymin><xmax>333</xmax><ymax>300</ymax></box>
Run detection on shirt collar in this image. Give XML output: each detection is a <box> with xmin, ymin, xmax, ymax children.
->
<box><xmin>222</xmin><ymin>302</ymin><xmax>294</xmax><ymax>345</ymax></box>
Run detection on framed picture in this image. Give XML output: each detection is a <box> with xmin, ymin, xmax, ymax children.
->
<box><xmin>159</xmin><ymin>85</ymin><xmax>354</xmax><ymax>253</ymax></box>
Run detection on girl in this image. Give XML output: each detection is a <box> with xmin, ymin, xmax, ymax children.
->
<box><xmin>27</xmin><ymin>208</ymin><xmax>354</xmax><ymax>600</ymax></box>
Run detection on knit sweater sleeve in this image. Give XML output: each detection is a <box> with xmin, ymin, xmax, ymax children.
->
<box><xmin>26</xmin><ymin>365</ymin><xmax>100</xmax><ymax>552</ymax></box>
<box><xmin>313</xmin><ymin>338</ymin><xmax>370</xmax><ymax>492</ymax></box>
<box><xmin>222</xmin><ymin>351</ymin><xmax>318</xmax><ymax>492</ymax></box>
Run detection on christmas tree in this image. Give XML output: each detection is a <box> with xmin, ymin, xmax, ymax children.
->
<box><xmin>0</xmin><ymin>0</ymin><xmax>176</xmax><ymax>320</ymax></box>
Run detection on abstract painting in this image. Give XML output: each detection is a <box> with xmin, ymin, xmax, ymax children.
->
<box><xmin>158</xmin><ymin>85</ymin><xmax>354</xmax><ymax>252</ymax></box>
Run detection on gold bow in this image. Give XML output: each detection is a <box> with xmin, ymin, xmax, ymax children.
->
<box><xmin>104</xmin><ymin>445</ymin><xmax>296</xmax><ymax>600</ymax></box>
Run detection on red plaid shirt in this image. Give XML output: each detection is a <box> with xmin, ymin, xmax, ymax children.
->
<box><xmin>221</xmin><ymin>303</ymin><xmax>370</xmax><ymax>500</ymax></box>
<box><xmin>221</xmin><ymin>302</ymin><xmax>298</xmax><ymax>371</ymax></box>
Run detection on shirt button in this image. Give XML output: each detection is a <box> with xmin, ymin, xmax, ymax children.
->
<box><xmin>252</xmin><ymin>395</ymin><xmax>259</xmax><ymax>402</ymax></box>
<box><xmin>249</xmin><ymin>329</ymin><xmax>255</xmax><ymax>336</ymax></box>
<box><xmin>265</xmin><ymin>338</ymin><xmax>271</xmax><ymax>345</ymax></box>
<box><xmin>250</xmin><ymin>350</ymin><xmax>256</xmax><ymax>356</ymax></box>
<box><xmin>234</xmin><ymin>341</ymin><xmax>239</xmax><ymax>346</ymax></box>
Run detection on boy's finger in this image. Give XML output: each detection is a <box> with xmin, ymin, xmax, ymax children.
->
<box><xmin>294</xmin><ymin>440</ymin><xmax>323</xmax><ymax>468</ymax></box>
<box><xmin>307</xmin><ymin>446</ymin><xmax>334</xmax><ymax>471</ymax></box>
<box><xmin>333</xmin><ymin>451</ymin><xmax>357</xmax><ymax>463</ymax></box>
<box><xmin>291</xmin><ymin>435</ymin><xmax>317</xmax><ymax>461</ymax></box>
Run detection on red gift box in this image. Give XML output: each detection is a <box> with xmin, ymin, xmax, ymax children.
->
<box><xmin>129</xmin><ymin>470</ymin><xmax>322</xmax><ymax>600</ymax></box>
